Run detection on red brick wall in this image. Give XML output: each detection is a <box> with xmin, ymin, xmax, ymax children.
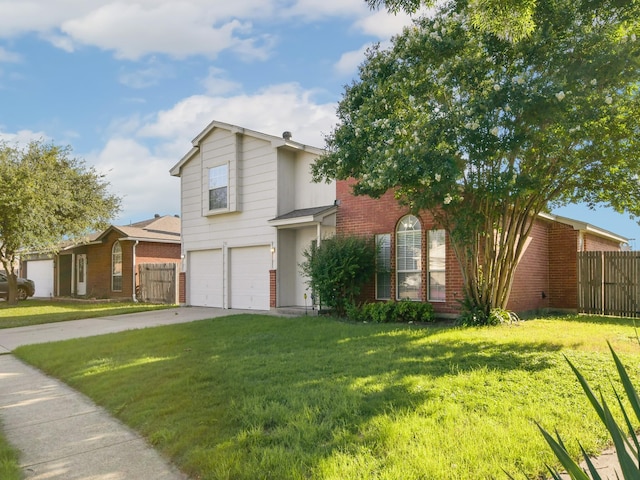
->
<box><xmin>337</xmin><ymin>179</ymin><xmax>463</xmax><ymax>316</ymax></box>
<box><xmin>337</xmin><ymin>179</ymin><xmax>627</xmax><ymax>316</ymax></box>
<box><xmin>583</xmin><ymin>234</ymin><xmax>621</xmax><ymax>252</ymax></box>
<box><xmin>83</xmin><ymin>230</ymin><xmax>132</xmax><ymax>299</ymax></box>
<box><xmin>179</xmin><ymin>272</ymin><xmax>186</xmax><ymax>304</ymax></box>
<box><xmin>270</xmin><ymin>270</ymin><xmax>277</xmax><ymax>308</ymax></box>
<box><xmin>507</xmin><ymin>220</ymin><xmax>550</xmax><ymax>312</ymax></box>
<box><xmin>73</xmin><ymin>234</ymin><xmax>181</xmax><ymax>300</ymax></box>
<box><xmin>548</xmin><ymin>222</ymin><xmax>580</xmax><ymax>309</ymax></box>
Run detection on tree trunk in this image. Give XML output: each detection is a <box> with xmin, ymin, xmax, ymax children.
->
<box><xmin>6</xmin><ymin>272</ymin><xmax>18</xmax><ymax>305</ymax></box>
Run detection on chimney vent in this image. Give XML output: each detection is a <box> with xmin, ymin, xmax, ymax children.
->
<box><xmin>282</xmin><ymin>131</ymin><xmax>292</xmax><ymax>140</ymax></box>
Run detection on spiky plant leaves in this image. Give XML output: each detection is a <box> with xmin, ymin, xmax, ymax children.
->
<box><xmin>537</xmin><ymin>424</ymin><xmax>594</xmax><ymax>479</ymax></box>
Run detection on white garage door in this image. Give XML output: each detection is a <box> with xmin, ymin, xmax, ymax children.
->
<box><xmin>26</xmin><ymin>259</ymin><xmax>54</xmax><ymax>298</ymax></box>
<box><xmin>188</xmin><ymin>249</ymin><xmax>223</xmax><ymax>307</ymax></box>
<box><xmin>230</xmin><ymin>246</ymin><xmax>271</xmax><ymax>310</ymax></box>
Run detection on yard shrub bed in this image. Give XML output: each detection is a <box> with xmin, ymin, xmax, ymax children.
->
<box><xmin>347</xmin><ymin>299</ymin><xmax>435</xmax><ymax>323</ymax></box>
<box><xmin>13</xmin><ymin>314</ymin><xmax>640</xmax><ymax>480</ymax></box>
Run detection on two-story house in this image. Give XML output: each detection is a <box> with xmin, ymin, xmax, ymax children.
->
<box><xmin>172</xmin><ymin>120</ymin><xmax>628</xmax><ymax>316</ymax></box>
<box><xmin>170</xmin><ymin>121</ymin><xmax>336</xmax><ymax>310</ymax></box>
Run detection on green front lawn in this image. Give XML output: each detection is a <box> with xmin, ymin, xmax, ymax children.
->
<box><xmin>0</xmin><ymin>426</ymin><xmax>21</xmax><ymax>480</ymax></box>
<box><xmin>14</xmin><ymin>314</ymin><xmax>640</xmax><ymax>479</ymax></box>
<box><xmin>0</xmin><ymin>300</ymin><xmax>174</xmax><ymax>329</ymax></box>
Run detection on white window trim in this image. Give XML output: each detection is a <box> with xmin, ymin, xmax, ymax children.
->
<box><xmin>375</xmin><ymin>233</ymin><xmax>391</xmax><ymax>300</ymax></box>
<box><xmin>112</xmin><ymin>241</ymin><xmax>123</xmax><ymax>292</ymax></box>
<box><xmin>206</xmin><ymin>163</ymin><xmax>229</xmax><ymax>214</ymax></box>
<box><xmin>396</xmin><ymin>215</ymin><xmax>422</xmax><ymax>301</ymax></box>
<box><xmin>427</xmin><ymin>229</ymin><xmax>446</xmax><ymax>302</ymax></box>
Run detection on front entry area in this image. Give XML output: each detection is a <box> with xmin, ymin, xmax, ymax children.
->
<box><xmin>76</xmin><ymin>254</ymin><xmax>87</xmax><ymax>296</ymax></box>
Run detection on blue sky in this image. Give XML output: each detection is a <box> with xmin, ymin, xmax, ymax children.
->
<box><xmin>1</xmin><ymin>0</ymin><xmax>638</xmax><ymax>248</ymax></box>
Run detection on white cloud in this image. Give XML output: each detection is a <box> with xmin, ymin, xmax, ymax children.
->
<box><xmin>334</xmin><ymin>44</ymin><xmax>370</xmax><ymax>76</ymax></box>
<box><xmin>201</xmin><ymin>67</ymin><xmax>242</xmax><ymax>96</ymax></box>
<box><xmin>0</xmin><ymin>128</ymin><xmax>50</xmax><ymax>144</ymax></box>
<box><xmin>353</xmin><ymin>8</ymin><xmax>417</xmax><ymax>38</ymax></box>
<box><xmin>0</xmin><ymin>46</ymin><xmax>21</xmax><ymax>62</ymax></box>
<box><xmin>0</xmin><ymin>0</ymin><xmax>382</xmax><ymax>61</ymax></box>
<box><xmin>61</xmin><ymin>4</ymin><xmax>262</xmax><ymax>60</ymax></box>
<box><xmin>87</xmin><ymin>137</ymin><xmax>181</xmax><ymax>222</ymax></box>
<box><xmin>285</xmin><ymin>0</ymin><xmax>369</xmax><ymax>20</ymax></box>
<box><xmin>118</xmin><ymin>59</ymin><xmax>174</xmax><ymax>89</ymax></box>
<box><xmin>333</xmin><ymin>6</ymin><xmax>433</xmax><ymax>77</ymax></box>
<box><xmin>137</xmin><ymin>83</ymin><xmax>338</xmax><ymax>149</ymax></box>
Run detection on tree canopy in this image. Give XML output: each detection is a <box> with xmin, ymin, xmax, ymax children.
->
<box><xmin>313</xmin><ymin>0</ymin><xmax>640</xmax><ymax>320</ymax></box>
<box><xmin>369</xmin><ymin>0</ymin><xmax>563</xmax><ymax>41</ymax></box>
<box><xmin>0</xmin><ymin>140</ymin><xmax>120</xmax><ymax>303</ymax></box>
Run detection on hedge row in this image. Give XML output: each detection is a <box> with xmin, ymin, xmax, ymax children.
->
<box><xmin>346</xmin><ymin>300</ymin><xmax>435</xmax><ymax>323</ymax></box>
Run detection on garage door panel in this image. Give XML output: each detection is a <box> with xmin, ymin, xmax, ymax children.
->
<box><xmin>26</xmin><ymin>260</ymin><xmax>54</xmax><ymax>298</ymax></box>
<box><xmin>230</xmin><ymin>246</ymin><xmax>270</xmax><ymax>310</ymax></box>
<box><xmin>189</xmin><ymin>250</ymin><xmax>222</xmax><ymax>307</ymax></box>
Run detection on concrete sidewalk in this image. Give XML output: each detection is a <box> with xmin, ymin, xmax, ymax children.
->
<box><xmin>0</xmin><ymin>306</ymin><xmax>260</xmax><ymax>479</ymax></box>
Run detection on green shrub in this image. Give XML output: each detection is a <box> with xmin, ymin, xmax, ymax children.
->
<box><xmin>457</xmin><ymin>300</ymin><xmax>518</xmax><ymax>327</ymax></box>
<box><xmin>348</xmin><ymin>300</ymin><xmax>435</xmax><ymax>323</ymax></box>
<box><xmin>300</xmin><ymin>235</ymin><xmax>376</xmax><ymax>317</ymax></box>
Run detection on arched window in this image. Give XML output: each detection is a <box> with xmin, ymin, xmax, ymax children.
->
<box><xmin>112</xmin><ymin>241</ymin><xmax>123</xmax><ymax>291</ymax></box>
<box><xmin>396</xmin><ymin>215</ymin><xmax>421</xmax><ymax>300</ymax></box>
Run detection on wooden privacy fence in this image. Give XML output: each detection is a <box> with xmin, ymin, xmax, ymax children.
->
<box><xmin>137</xmin><ymin>263</ymin><xmax>178</xmax><ymax>304</ymax></box>
<box><xmin>578</xmin><ymin>251</ymin><xmax>640</xmax><ymax>317</ymax></box>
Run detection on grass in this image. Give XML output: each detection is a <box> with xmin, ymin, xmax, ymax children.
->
<box><xmin>13</xmin><ymin>314</ymin><xmax>640</xmax><ymax>479</ymax></box>
<box><xmin>0</xmin><ymin>300</ymin><xmax>174</xmax><ymax>328</ymax></box>
<box><xmin>0</xmin><ymin>424</ymin><xmax>21</xmax><ymax>480</ymax></box>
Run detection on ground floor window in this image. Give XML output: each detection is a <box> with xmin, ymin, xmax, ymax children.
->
<box><xmin>428</xmin><ymin>229</ymin><xmax>446</xmax><ymax>301</ymax></box>
<box><xmin>396</xmin><ymin>215</ymin><xmax>422</xmax><ymax>300</ymax></box>
<box><xmin>112</xmin><ymin>241</ymin><xmax>122</xmax><ymax>291</ymax></box>
<box><xmin>375</xmin><ymin>234</ymin><xmax>391</xmax><ymax>300</ymax></box>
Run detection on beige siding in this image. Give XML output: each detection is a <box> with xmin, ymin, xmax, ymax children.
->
<box><xmin>181</xmin><ymin>127</ymin><xmax>278</xmax><ymax>254</ymax></box>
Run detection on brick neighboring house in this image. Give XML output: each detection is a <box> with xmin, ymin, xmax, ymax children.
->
<box><xmin>52</xmin><ymin>215</ymin><xmax>181</xmax><ymax>301</ymax></box>
<box><xmin>336</xmin><ymin>180</ymin><xmax>628</xmax><ymax>317</ymax></box>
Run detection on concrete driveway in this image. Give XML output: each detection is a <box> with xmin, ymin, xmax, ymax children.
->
<box><xmin>0</xmin><ymin>306</ymin><xmax>263</xmax><ymax>354</ymax></box>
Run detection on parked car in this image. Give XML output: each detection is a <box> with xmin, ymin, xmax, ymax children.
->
<box><xmin>0</xmin><ymin>273</ymin><xmax>36</xmax><ymax>300</ymax></box>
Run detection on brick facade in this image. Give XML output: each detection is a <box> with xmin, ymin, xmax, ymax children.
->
<box><xmin>337</xmin><ymin>179</ymin><xmax>624</xmax><ymax>316</ymax></box>
<box><xmin>269</xmin><ymin>269</ymin><xmax>277</xmax><ymax>308</ymax></box>
<box><xmin>56</xmin><ymin>231</ymin><xmax>181</xmax><ymax>301</ymax></box>
<box><xmin>179</xmin><ymin>272</ymin><xmax>186</xmax><ymax>304</ymax></box>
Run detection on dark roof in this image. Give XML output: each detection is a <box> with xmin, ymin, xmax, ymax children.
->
<box><xmin>269</xmin><ymin>205</ymin><xmax>336</xmax><ymax>222</ymax></box>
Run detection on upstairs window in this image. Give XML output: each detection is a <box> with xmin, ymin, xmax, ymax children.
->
<box><xmin>396</xmin><ymin>215</ymin><xmax>422</xmax><ymax>300</ymax></box>
<box><xmin>208</xmin><ymin>164</ymin><xmax>228</xmax><ymax>211</ymax></box>
<box><xmin>112</xmin><ymin>241</ymin><xmax>122</xmax><ymax>292</ymax></box>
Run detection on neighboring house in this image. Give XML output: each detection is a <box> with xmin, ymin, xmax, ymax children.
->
<box><xmin>23</xmin><ymin>215</ymin><xmax>182</xmax><ymax>300</ymax></box>
<box><xmin>336</xmin><ymin>180</ymin><xmax>628</xmax><ymax>316</ymax></box>
<box><xmin>170</xmin><ymin>121</ymin><xmax>336</xmax><ymax>310</ymax></box>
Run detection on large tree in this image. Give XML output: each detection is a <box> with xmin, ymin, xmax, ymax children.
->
<box><xmin>0</xmin><ymin>140</ymin><xmax>120</xmax><ymax>304</ymax></box>
<box><xmin>313</xmin><ymin>0</ymin><xmax>640</xmax><ymax>322</ymax></box>
<box><xmin>369</xmin><ymin>0</ymin><xmax>557</xmax><ymax>41</ymax></box>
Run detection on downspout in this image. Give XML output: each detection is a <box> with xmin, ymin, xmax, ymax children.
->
<box><xmin>132</xmin><ymin>240</ymin><xmax>139</xmax><ymax>302</ymax></box>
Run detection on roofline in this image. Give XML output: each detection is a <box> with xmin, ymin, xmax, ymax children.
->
<box><xmin>169</xmin><ymin>120</ymin><xmax>325</xmax><ymax>177</ymax></box>
<box><xmin>539</xmin><ymin>212</ymin><xmax>629</xmax><ymax>244</ymax></box>
<box><xmin>268</xmin><ymin>206</ymin><xmax>337</xmax><ymax>228</ymax></box>
<box><xmin>115</xmin><ymin>237</ymin><xmax>181</xmax><ymax>244</ymax></box>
